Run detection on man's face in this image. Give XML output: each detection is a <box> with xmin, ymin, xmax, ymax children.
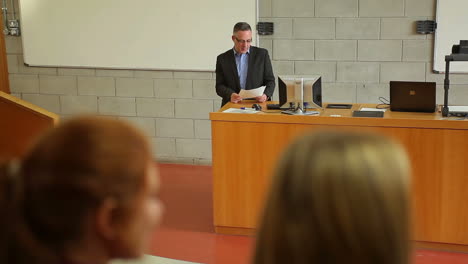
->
<box><xmin>232</xmin><ymin>30</ymin><xmax>252</xmax><ymax>54</ymax></box>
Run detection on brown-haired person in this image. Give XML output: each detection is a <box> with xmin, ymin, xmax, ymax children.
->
<box><xmin>254</xmin><ymin>131</ymin><xmax>411</xmax><ymax>264</ymax></box>
<box><xmin>0</xmin><ymin>116</ymin><xmax>163</xmax><ymax>264</ymax></box>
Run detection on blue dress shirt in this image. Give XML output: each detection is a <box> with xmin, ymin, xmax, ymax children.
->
<box><xmin>233</xmin><ymin>48</ymin><xmax>249</xmax><ymax>90</ymax></box>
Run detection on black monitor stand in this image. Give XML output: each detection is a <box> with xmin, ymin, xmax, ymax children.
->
<box><xmin>442</xmin><ymin>53</ymin><xmax>468</xmax><ymax>117</ymax></box>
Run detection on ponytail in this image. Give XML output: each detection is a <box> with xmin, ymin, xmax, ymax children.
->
<box><xmin>0</xmin><ymin>160</ymin><xmax>20</xmax><ymax>263</ymax></box>
<box><xmin>0</xmin><ymin>160</ymin><xmax>58</xmax><ymax>264</ymax></box>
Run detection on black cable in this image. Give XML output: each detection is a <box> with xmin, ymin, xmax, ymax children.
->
<box><xmin>379</xmin><ymin>97</ymin><xmax>390</xmax><ymax>105</ymax></box>
<box><xmin>375</xmin><ymin>97</ymin><xmax>390</xmax><ymax>109</ymax></box>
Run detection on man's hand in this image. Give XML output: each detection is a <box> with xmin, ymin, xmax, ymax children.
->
<box><xmin>231</xmin><ymin>93</ymin><xmax>243</xmax><ymax>103</ymax></box>
<box><xmin>256</xmin><ymin>94</ymin><xmax>267</xmax><ymax>103</ymax></box>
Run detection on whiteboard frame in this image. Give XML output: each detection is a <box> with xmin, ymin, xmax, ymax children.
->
<box><xmin>18</xmin><ymin>0</ymin><xmax>258</xmax><ymax>72</ymax></box>
<box><xmin>433</xmin><ymin>0</ymin><xmax>468</xmax><ymax>73</ymax></box>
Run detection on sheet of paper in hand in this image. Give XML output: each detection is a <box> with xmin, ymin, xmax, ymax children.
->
<box><xmin>239</xmin><ymin>86</ymin><xmax>265</xmax><ymax>98</ymax></box>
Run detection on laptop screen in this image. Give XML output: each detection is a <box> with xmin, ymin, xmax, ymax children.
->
<box><xmin>390</xmin><ymin>81</ymin><xmax>436</xmax><ymax>113</ymax></box>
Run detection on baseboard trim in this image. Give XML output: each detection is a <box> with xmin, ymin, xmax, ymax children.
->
<box><xmin>215</xmin><ymin>226</ymin><xmax>255</xmax><ymax>236</ymax></box>
<box><xmin>415</xmin><ymin>241</ymin><xmax>468</xmax><ymax>253</ymax></box>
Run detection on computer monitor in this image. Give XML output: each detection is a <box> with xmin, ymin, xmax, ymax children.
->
<box><xmin>278</xmin><ymin>75</ymin><xmax>322</xmax><ymax>111</ymax></box>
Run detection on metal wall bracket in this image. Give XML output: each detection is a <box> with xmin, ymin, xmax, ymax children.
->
<box><xmin>7</xmin><ymin>19</ymin><xmax>20</xmax><ymax>36</ymax></box>
<box><xmin>257</xmin><ymin>22</ymin><xmax>274</xmax><ymax>35</ymax></box>
<box><xmin>416</xmin><ymin>20</ymin><xmax>436</xmax><ymax>34</ymax></box>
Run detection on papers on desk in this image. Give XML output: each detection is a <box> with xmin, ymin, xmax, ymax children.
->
<box><xmin>360</xmin><ymin>107</ymin><xmax>387</xmax><ymax>112</ymax></box>
<box><xmin>223</xmin><ymin>108</ymin><xmax>260</xmax><ymax>114</ymax></box>
<box><xmin>239</xmin><ymin>86</ymin><xmax>265</xmax><ymax>98</ymax></box>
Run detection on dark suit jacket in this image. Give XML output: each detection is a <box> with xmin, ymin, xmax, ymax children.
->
<box><xmin>216</xmin><ymin>46</ymin><xmax>275</xmax><ymax>106</ymax></box>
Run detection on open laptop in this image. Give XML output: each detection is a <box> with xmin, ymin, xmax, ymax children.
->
<box><xmin>390</xmin><ymin>81</ymin><xmax>436</xmax><ymax>113</ymax></box>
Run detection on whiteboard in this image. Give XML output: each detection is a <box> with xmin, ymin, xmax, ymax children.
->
<box><xmin>18</xmin><ymin>0</ymin><xmax>257</xmax><ymax>71</ymax></box>
<box><xmin>434</xmin><ymin>0</ymin><xmax>468</xmax><ymax>73</ymax></box>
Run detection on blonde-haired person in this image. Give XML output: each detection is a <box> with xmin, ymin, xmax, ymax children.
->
<box><xmin>0</xmin><ymin>116</ymin><xmax>163</xmax><ymax>264</ymax></box>
<box><xmin>254</xmin><ymin>130</ymin><xmax>411</xmax><ymax>264</ymax></box>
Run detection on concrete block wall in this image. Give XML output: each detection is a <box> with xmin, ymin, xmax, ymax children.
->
<box><xmin>259</xmin><ymin>0</ymin><xmax>468</xmax><ymax>105</ymax></box>
<box><xmin>6</xmin><ymin>36</ymin><xmax>216</xmax><ymax>165</ymax></box>
<box><xmin>6</xmin><ymin>0</ymin><xmax>468</xmax><ymax>164</ymax></box>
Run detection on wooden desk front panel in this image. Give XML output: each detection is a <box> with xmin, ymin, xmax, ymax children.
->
<box><xmin>212</xmin><ymin>119</ymin><xmax>468</xmax><ymax>245</ymax></box>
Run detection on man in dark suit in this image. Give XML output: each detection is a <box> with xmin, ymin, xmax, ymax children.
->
<box><xmin>216</xmin><ymin>22</ymin><xmax>275</xmax><ymax>107</ymax></box>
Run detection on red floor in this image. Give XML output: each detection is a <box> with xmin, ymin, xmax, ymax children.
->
<box><xmin>149</xmin><ymin>163</ymin><xmax>468</xmax><ymax>264</ymax></box>
<box><xmin>149</xmin><ymin>163</ymin><xmax>253</xmax><ymax>264</ymax></box>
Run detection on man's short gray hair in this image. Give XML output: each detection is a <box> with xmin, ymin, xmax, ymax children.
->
<box><xmin>233</xmin><ymin>22</ymin><xmax>252</xmax><ymax>33</ymax></box>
